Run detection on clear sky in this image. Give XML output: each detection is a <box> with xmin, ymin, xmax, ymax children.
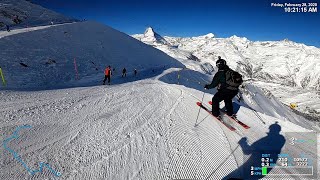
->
<box><xmin>34</xmin><ymin>0</ymin><xmax>320</xmax><ymax>47</ymax></box>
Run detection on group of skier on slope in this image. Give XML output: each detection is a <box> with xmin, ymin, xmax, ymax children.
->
<box><xmin>102</xmin><ymin>56</ymin><xmax>242</xmax><ymax>118</ymax></box>
<box><xmin>102</xmin><ymin>66</ymin><xmax>137</xmax><ymax>85</ymax></box>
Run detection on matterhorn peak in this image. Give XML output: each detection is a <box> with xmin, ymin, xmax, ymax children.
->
<box><xmin>144</xmin><ymin>27</ymin><xmax>156</xmax><ymax>36</ymax></box>
<box><xmin>142</xmin><ymin>27</ymin><xmax>169</xmax><ymax>45</ymax></box>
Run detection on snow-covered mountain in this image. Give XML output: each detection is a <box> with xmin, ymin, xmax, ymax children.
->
<box><xmin>133</xmin><ymin>28</ymin><xmax>320</xmax><ymax>91</ymax></box>
<box><xmin>0</xmin><ymin>0</ymin><xmax>76</xmax><ymax>30</ymax></box>
<box><xmin>133</xmin><ymin>30</ymin><xmax>215</xmax><ymax>74</ymax></box>
<box><xmin>133</xmin><ymin>27</ymin><xmax>170</xmax><ymax>46</ymax></box>
<box><xmin>132</xmin><ymin>28</ymin><xmax>320</xmax><ymax>118</ymax></box>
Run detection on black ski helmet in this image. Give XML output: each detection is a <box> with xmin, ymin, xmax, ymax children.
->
<box><xmin>216</xmin><ymin>59</ymin><xmax>226</xmax><ymax>69</ymax></box>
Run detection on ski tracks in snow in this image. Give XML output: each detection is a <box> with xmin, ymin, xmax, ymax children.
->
<box><xmin>159</xmin><ymin>84</ymin><xmax>242</xmax><ymax>180</ymax></box>
<box><xmin>0</xmin><ymin>79</ymin><xmax>240</xmax><ymax>179</ymax></box>
<box><xmin>1</xmin><ymin>75</ymin><xmax>316</xmax><ymax>179</ymax></box>
<box><xmin>10</xmin><ymin>81</ymin><xmax>184</xmax><ymax>179</ymax></box>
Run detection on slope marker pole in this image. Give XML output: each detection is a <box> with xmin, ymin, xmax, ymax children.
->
<box><xmin>0</xmin><ymin>67</ymin><xmax>6</xmax><ymax>86</ymax></box>
<box><xmin>195</xmin><ymin>91</ymin><xmax>205</xmax><ymax>126</ymax></box>
<box><xmin>74</xmin><ymin>58</ymin><xmax>79</xmax><ymax>80</ymax></box>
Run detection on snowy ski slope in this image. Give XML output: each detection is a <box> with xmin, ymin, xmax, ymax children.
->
<box><xmin>0</xmin><ymin>67</ymin><xmax>319</xmax><ymax>179</ymax></box>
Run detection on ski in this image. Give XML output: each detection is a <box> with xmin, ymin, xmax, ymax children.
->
<box><xmin>196</xmin><ymin>102</ymin><xmax>236</xmax><ymax>131</ymax></box>
<box><xmin>208</xmin><ymin>101</ymin><xmax>250</xmax><ymax>129</ymax></box>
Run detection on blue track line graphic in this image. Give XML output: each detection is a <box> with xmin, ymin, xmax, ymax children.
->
<box><xmin>3</xmin><ymin>125</ymin><xmax>61</xmax><ymax>177</ymax></box>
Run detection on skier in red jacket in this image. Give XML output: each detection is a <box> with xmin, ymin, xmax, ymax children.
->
<box><xmin>103</xmin><ymin>65</ymin><xmax>112</xmax><ymax>85</ymax></box>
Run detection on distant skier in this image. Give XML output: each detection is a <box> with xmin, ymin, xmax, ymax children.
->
<box><xmin>134</xmin><ymin>69</ymin><xmax>137</xmax><ymax>76</ymax></box>
<box><xmin>122</xmin><ymin>68</ymin><xmax>127</xmax><ymax>77</ymax></box>
<box><xmin>103</xmin><ymin>65</ymin><xmax>112</xmax><ymax>85</ymax></box>
<box><xmin>204</xmin><ymin>57</ymin><xmax>243</xmax><ymax>118</ymax></box>
<box><xmin>6</xmin><ymin>25</ymin><xmax>10</xmax><ymax>32</ymax></box>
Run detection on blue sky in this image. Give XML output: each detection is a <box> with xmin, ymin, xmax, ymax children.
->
<box><xmin>34</xmin><ymin>0</ymin><xmax>320</xmax><ymax>47</ymax></box>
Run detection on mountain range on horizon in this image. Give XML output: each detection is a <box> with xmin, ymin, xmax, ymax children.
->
<box><xmin>133</xmin><ymin>27</ymin><xmax>320</xmax><ymax>119</ymax></box>
<box><xmin>133</xmin><ymin>26</ymin><xmax>320</xmax><ymax>91</ymax></box>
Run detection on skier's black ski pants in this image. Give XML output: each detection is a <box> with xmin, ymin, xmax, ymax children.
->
<box><xmin>103</xmin><ymin>75</ymin><xmax>111</xmax><ymax>84</ymax></box>
<box><xmin>211</xmin><ymin>89</ymin><xmax>238</xmax><ymax>117</ymax></box>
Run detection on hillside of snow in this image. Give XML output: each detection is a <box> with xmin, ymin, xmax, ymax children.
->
<box><xmin>0</xmin><ymin>0</ymin><xmax>76</xmax><ymax>30</ymax></box>
<box><xmin>0</xmin><ymin>21</ymin><xmax>183</xmax><ymax>90</ymax></box>
<box><xmin>132</xmin><ymin>28</ymin><xmax>320</xmax><ymax>120</ymax></box>
<box><xmin>1</xmin><ymin>67</ymin><xmax>319</xmax><ymax>179</ymax></box>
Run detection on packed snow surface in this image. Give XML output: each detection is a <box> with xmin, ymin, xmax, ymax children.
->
<box><xmin>0</xmin><ymin>68</ymin><xmax>319</xmax><ymax>179</ymax></box>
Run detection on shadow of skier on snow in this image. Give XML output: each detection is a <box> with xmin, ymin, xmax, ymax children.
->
<box><xmin>223</xmin><ymin>122</ymin><xmax>286</xmax><ymax>180</ymax></box>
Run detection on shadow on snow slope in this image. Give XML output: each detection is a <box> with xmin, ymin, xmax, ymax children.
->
<box><xmin>222</xmin><ymin>123</ymin><xmax>285</xmax><ymax>180</ymax></box>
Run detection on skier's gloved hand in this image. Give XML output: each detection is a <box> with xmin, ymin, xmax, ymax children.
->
<box><xmin>204</xmin><ymin>84</ymin><xmax>209</xmax><ymax>89</ymax></box>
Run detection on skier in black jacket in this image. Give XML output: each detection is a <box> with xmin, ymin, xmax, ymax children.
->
<box><xmin>204</xmin><ymin>58</ymin><xmax>239</xmax><ymax>118</ymax></box>
<box><xmin>122</xmin><ymin>68</ymin><xmax>127</xmax><ymax>77</ymax></box>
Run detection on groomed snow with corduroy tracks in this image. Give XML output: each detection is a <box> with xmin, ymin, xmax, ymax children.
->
<box><xmin>0</xmin><ymin>2</ymin><xmax>319</xmax><ymax>179</ymax></box>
